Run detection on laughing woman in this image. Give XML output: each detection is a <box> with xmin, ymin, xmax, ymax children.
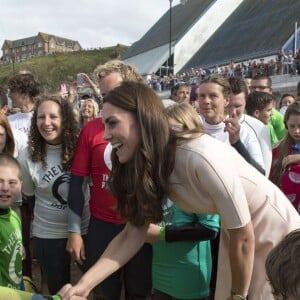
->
<box><xmin>59</xmin><ymin>82</ymin><xmax>300</xmax><ymax>300</ymax></box>
<box><xmin>18</xmin><ymin>95</ymin><xmax>90</xmax><ymax>294</ymax></box>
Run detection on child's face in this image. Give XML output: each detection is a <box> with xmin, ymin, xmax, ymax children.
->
<box><xmin>286</xmin><ymin>114</ymin><xmax>300</xmax><ymax>143</ymax></box>
<box><xmin>255</xmin><ymin>102</ymin><xmax>273</xmax><ymax>125</ymax></box>
<box><xmin>0</xmin><ymin>165</ymin><xmax>22</xmax><ymax>210</ymax></box>
<box><xmin>281</xmin><ymin>96</ymin><xmax>295</xmax><ymax>107</ymax></box>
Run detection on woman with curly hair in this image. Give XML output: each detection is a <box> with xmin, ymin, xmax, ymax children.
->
<box><xmin>18</xmin><ymin>95</ymin><xmax>90</xmax><ymax>294</ymax></box>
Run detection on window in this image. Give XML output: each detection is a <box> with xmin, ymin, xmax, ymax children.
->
<box><xmin>38</xmin><ymin>42</ymin><xmax>43</xmax><ymax>48</ymax></box>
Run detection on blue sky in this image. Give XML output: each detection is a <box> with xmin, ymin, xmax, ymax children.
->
<box><xmin>0</xmin><ymin>0</ymin><xmax>181</xmax><ymax>50</ymax></box>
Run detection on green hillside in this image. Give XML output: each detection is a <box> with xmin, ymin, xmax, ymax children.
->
<box><xmin>0</xmin><ymin>44</ymin><xmax>128</xmax><ymax>92</ymax></box>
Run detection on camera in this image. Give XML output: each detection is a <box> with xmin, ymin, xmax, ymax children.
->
<box><xmin>77</xmin><ymin>73</ymin><xmax>84</xmax><ymax>87</ymax></box>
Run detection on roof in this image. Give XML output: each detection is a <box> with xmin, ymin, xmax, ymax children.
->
<box><xmin>183</xmin><ymin>0</ymin><xmax>300</xmax><ymax>69</ymax></box>
<box><xmin>11</xmin><ymin>36</ymin><xmax>36</xmax><ymax>48</ymax></box>
<box><xmin>39</xmin><ymin>32</ymin><xmax>80</xmax><ymax>47</ymax></box>
<box><xmin>122</xmin><ymin>0</ymin><xmax>215</xmax><ymax>59</ymax></box>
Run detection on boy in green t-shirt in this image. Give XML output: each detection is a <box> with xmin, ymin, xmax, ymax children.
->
<box><xmin>246</xmin><ymin>91</ymin><xmax>278</xmax><ymax>146</ymax></box>
<box><xmin>0</xmin><ymin>154</ymin><xmax>23</xmax><ymax>289</ymax></box>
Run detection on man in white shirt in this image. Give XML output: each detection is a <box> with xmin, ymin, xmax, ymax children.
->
<box><xmin>228</xmin><ymin>77</ymin><xmax>272</xmax><ymax>176</ymax></box>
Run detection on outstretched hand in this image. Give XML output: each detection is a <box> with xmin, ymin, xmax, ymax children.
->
<box><xmin>58</xmin><ymin>283</ymin><xmax>89</xmax><ymax>300</ymax></box>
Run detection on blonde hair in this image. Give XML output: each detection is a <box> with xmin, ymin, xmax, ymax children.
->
<box><xmin>79</xmin><ymin>98</ymin><xmax>99</xmax><ymax>127</ymax></box>
<box><xmin>93</xmin><ymin>60</ymin><xmax>144</xmax><ymax>83</ymax></box>
<box><xmin>166</xmin><ymin>103</ymin><xmax>206</xmax><ymax>137</ymax></box>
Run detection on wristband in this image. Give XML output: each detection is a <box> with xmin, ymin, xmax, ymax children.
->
<box><xmin>230</xmin><ymin>293</ymin><xmax>248</xmax><ymax>300</ymax></box>
<box><xmin>159</xmin><ymin>226</ymin><xmax>166</xmax><ymax>240</ymax></box>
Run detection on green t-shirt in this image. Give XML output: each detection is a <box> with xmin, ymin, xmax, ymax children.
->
<box><xmin>0</xmin><ymin>208</ymin><xmax>23</xmax><ymax>289</ymax></box>
<box><xmin>152</xmin><ymin>201</ymin><xmax>220</xmax><ymax>299</ymax></box>
<box><xmin>268</xmin><ymin>109</ymin><xmax>286</xmax><ymax>146</ymax></box>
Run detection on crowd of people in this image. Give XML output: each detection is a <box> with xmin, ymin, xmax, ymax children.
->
<box><xmin>0</xmin><ymin>60</ymin><xmax>300</xmax><ymax>300</ymax></box>
<box><xmin>149</xmin><ymin>48</ymin><xmax>300</xmax><ymax>93</ymax></box>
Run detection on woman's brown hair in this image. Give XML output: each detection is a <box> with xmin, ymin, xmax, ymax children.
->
<box><xmin>103</xmin><ymin>81</ymin><xmax>175</xmax><ymax>226</ymax></box>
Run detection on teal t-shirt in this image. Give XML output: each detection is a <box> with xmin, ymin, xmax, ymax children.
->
<box><xmin>152</xmin><ymin>201</ymin><xmax>220</xmax><ymax>299</ymax></box>
<box><xmin>0</xmin><ymin>208</ymin><xmax>23</xmax><ymax>289</ymax></box>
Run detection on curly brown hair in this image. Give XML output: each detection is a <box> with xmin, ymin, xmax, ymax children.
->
<box><xmin>28</xmin><ymin>95</ymin><xmax>79</xmax><ymax>170</ymax></box>
<box><xmin>8</xmin><ymin>73</ymin><xmax>40</xmax><ymax>98</ymax></box>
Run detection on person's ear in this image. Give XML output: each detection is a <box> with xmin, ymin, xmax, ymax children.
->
<box><xmin>254</xmin><ymin>109</ymin><xmax>260</xmax><ymax>118</ymax></box>
<box><xmin>1</xmin><ymin>105</ymin><xmax>8</xmax><ymax>114</ymax></box>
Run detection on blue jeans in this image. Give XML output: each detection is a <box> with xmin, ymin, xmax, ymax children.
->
<box><xmin>33</xmin><ymin>237</ymin><xmax>71</xmax><ymax>294</ymax></box>
<box><xmin>83</xmin><ymin>216</ymin><xmax>152</xmax><ymax>300</ymax></box>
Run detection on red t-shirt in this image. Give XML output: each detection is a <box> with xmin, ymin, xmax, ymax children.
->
<box><xmin>71</xmin><ymin>118</ymin><xmax>124</xmax><ymax>223</ymax></box>
<box><xmin>272</xmin><ymin>146</ymin><xmax>300</xmax><ymax>213</ymax></box>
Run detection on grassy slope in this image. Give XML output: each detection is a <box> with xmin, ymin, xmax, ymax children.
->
<box><xmin>0</xmin><ymin>45</ymin><xmax>128</xmax><ymax>92</ymax></box>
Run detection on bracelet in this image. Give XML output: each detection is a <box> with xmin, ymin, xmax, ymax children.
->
<box><xmin>159</xmin><ymin>226</ymin><xmax>166</xmax><ymax>240</ymax></box>
<box><xmin>230</xmin><ymin>294</ymin><xmax>248</xmax><ymax>300</ymax></box>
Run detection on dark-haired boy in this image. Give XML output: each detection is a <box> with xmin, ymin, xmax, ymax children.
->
<box><xmin>246</xmin><ymin>91</ymin><xmax>278</xmax><ymax>146</ymax></box>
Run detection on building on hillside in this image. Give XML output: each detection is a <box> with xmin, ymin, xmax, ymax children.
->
<box><xmin>122</xmin><ymin>0</ymin><xmax>300</xmax><ymax>78</ymax></box>
<box><xmin>1</xmin><ymin>32</ymin><xmax>81</xmax><ymax>63</ymax></box>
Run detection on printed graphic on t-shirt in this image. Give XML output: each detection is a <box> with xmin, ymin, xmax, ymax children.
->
<box><xmin>1</xmin><ymin>229</ymin><xmax>22</xmax><ymax>287</ymax></box>
<box><xmin>41</xmin><ymin>164</ymin><xmax>71</xmax><ymax>209</ymax></box>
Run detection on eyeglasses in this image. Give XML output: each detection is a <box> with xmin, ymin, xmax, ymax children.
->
<box><xmin>250</xmin><ymin>85</ymin><xmax>270</xmax><ymax>91</ymax></box>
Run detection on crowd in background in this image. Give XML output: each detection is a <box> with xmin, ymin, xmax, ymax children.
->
<box><xmin>149</xmin><ymin>48</ymin><xmax>300</xmax><ymax>92</ymax></box>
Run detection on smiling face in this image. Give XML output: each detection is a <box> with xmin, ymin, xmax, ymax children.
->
<box><xmin>286</xmin><ymin>113</ymin><xmax>300</xmax><ymax>143</ymax></box>
<box><xmin>80</xmin><ymin>99</ymin><xmax>95</xmax><ymax>119</ymax></box>
<box><xmin>197</xmin><ymin>83</ymin><xmax>229</xmax><ymax>124</ymax></box>
<box><xmin>36</xmin><ymin>100</ymin><xmax>63</xmax><ymax>145</ymax></box>
<box><xmin>281</xmin><ymin>95</ymin><xmax>295</xmax><ymax>107</ymax></box>
<box><xmin>254</xmin><ymin>102</ymin><xmax>273</xmax><ymax>125</ymax></box>
<box><xmin>0</xmin><ymin>164</ymin><xmax>22</xmax><ymax>209</ymax></box>
<box><xmin>102</xmin><ymin>102</ymin><xmax>141</xmax><ymax>164</ymax></box>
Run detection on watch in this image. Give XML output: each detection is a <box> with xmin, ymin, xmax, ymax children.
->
<box><xmin>231</xmin><ymin>295</ymin><xmax>248</xmax><ymax>300</ymax></box>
